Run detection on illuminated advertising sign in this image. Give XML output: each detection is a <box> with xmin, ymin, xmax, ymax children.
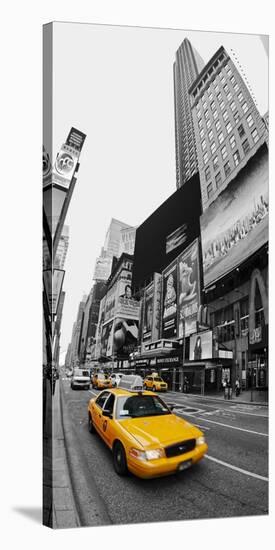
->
<box><xmin>189</xmin><ymin>330</ymin><xmax>213</xmax><ymax>360</ymax></box>
<box><xmin>113</xmin><ymin>318</ymin><xmax>139</xmax><ymax>358</ymax></box>
<box><xmin>178</xmin><ymin>239</ymin><xmax>201</xmax><ymax>338</ymax></box>
<box><xmin>201</xmin><ymin>144</ymin><xmax>268</xmax><ymax>288</ymax></box>
<box><xmin>143</xmin><ymin>283</ymin><xmax>154</xmax><ymax>341</ymax></box>
<box><xmin>162</xmin><ymin>261</ymin><xmax>178</xmax><ymax>339</ymax></box>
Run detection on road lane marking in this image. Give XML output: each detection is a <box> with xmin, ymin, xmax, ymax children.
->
<box><xmin>194</xmin><ymin>417</ymin><xmax>268</xmax><ymax>436</ymax></box>
<box><xmin>205</xmin><ymin>454</ymin><xmax>268</xmax><ymax>482</ymax></box>
<box><xmin>88</xmin><ymin>390</ymin><xmax>98</xmax><ymax>397</ymax></box>
<box><xmin>192</xmin><ymin>424</ymin><xmax>211</xmax><ymax>431</ymax></box>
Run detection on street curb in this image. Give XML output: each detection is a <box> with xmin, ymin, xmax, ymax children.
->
<box><xmin>168</xmin><ymin>392</ymin><xmax>268</xmax><ymax>407</ymax></box>
<box><xmin>59</xmin><ymin>380</ymin><xmax>112</xmax><ymax>528</ymax></box>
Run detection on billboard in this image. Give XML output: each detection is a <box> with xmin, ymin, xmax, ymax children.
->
<box><xmin>152</xmin><ymin>273</ymin><xmax>162</xmax><ymax>341</ymax></box>
<box><xmin>201</xmin><ymin>144</ymin><xmax>268</xmax><ymax>288</ymax></box>
<box><xmin>143</xmin><ymin>283</ymin><xmax>154</xmax><ymax>341</ymax></box>
<box><xmin>93</xmin><ymin>256</ymin><xmax>113</xmax><ymax>281</ymax></box>
<box><xmin>162</xmin><ymin>261</ymin><xmax>178</xmax><ymax>339</ymax></box>
<box><xmin>189</xmin><ymin>330</ymin><xmax>213</xmax><ymax>360</ymax></box>
<box><xmin>178</xmin><ymin>239</ymin><xmax>201</xmax><ymax>338</ymax></box>
<box><xmin>113</xmin><ymin>318</ymin><xmax>139</xmax><ymax>358</ymax></box>
<box><xmin>104</xmin><ymin>282</ymin><xmax>119</xmax><ymax>322</ymax></box>
<box><xmin>132</xmin><ymin>173</ymin><xmax>201</xmax><ymax>290</ymax></box>
<box><xmin>101</xmin><ymin>320</ymin><xmax>114</xmax><ymax>357</ymax></box>
<box><xmin>117</xmin><ymin>296</ymin><xmax>140</xmax><ymax>320</ymax></box>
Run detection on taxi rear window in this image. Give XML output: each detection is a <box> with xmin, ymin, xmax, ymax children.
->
<box><xmin>116</xmin><ymin>395</ymin><xmax>171</xmax><ymax>419</ymax></box>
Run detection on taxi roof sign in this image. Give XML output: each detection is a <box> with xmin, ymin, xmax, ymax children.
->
<box><xmin>119</xmin><ymin>374</ymin><xmax>144</xmax><ymax>392</ymax></box>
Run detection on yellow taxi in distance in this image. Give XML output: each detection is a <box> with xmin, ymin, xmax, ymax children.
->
<box><xmin>92</xmin><ymin>372</ymin><xmax>112</xmax><ymax>390</ymax></box>
<box><xmin>143</xmin><ymin>373</ymin><xmax>168</xmax><ymax>392</ymax></box>
<box><xmin>87</xmin><ymin>375</ymin><xmax>207</xmax><ymax>479</ymax></box>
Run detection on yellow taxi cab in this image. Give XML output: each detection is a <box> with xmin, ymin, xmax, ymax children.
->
<box><xmin>91</xmin><ymin>372</ymin><xmax>112</xmax><ymax>390</ymax></box>
<box><xmin>87</xmin><ymin>375</ymin><xmax>207</xmax><ymax>479</ymax></box>
<box><xmin>143</xmin><ymin>373</ymin><xmax>168</xmax><ymax>392</ymax></box>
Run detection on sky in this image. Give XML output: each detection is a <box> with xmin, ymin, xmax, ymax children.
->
<box><xmin>48</xmin><ymin>23</ymin><xmax>268</xmax><ymax>361</ymax></box>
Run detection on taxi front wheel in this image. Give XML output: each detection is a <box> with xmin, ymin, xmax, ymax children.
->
<box><xmin>113</xmin><ymin>442</ymin><xmax>128</xmax><ymax>476</ymax></box>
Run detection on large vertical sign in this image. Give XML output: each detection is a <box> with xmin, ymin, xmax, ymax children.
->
<box><xmin>178</xmin><ymin>239</ymin><xmax>201</xmax><ymax>338</ymax></box>
<box><xmin>152</xmin><ymin>272</ymin><xmax>162</xmax><ymax>341</ymax></box>
<box><xmin>143</xmin><ymin>283</ymin><xmax>154</xmax><ymax>342</ymax></box>
<box><xmin>162</xmin><ymin>261</ymin><xmax>178</xmax><ymax>339</ymax></box>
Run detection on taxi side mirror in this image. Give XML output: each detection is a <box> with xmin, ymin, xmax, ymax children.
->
<box><xmin>168</xmin><ymin>403</ymin><xmax>175</xmax><ymax>411</ymax></box>
<box><xmin>103</xmin><ymin>410</ymin><xmax>113</xmax><ymax>419</ymax></box>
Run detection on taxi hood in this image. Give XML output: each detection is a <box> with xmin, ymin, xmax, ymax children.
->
<box><xmin>120</xmin><ymin>414</ymin><xmax>201</xmax><ymax>449</ymax></box>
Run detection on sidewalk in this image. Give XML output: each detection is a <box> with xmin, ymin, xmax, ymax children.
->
<box><xmin>182</xmin><ymin>388</ymin><xmax>268</xmax><ymax>407</ymax></box>
<box><xmin>43</xmin><ymin>379</ymin><xmax>80</xmax><ymax>529</ymax></box>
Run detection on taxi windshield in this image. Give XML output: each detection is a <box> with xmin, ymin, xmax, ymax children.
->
<box><xmin>152</xmin><ymin>377</ymin><xmax>163</xmax><ymax>382</ymax></box>
<box><xmin>116</xmin><ymin>395</ymin><xmax>171</xmax><ymax>419</ymax></box>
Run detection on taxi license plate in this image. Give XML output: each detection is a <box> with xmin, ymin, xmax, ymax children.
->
<box><xmin>178</xmin><ymin>460</ymin><xmax>192</xmax><ymax>472</ymax></box>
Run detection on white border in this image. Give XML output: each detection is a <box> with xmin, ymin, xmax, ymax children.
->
<box><xmin>1</xmin><ymin>1</ymin><xmax>273</xmax><ymax>549</ymax></box>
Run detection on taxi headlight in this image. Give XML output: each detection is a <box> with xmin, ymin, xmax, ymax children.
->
<box><xmin>129</xmin><ymin>448</ymin><xmax>146</xmax><ymax>460</ymax></box>
<box><xmin>145</xmin><ymin>448</ymin><xmax>165</xmax><ymax>460</ymax></box>
<box><xmin>196</xmin><ymin>436</ymin><xmax>205</xmax><ymax>446</ymax></box>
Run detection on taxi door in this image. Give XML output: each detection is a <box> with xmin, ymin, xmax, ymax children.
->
<box><xmin>91</xmin><ymin>391</ymin><xmax>110</xmax><ymax>432</ymax></box>
<box><xmin>146</xmin><ymin>376</ymin><xmax>153</xmax><ymax>389</ymax></box>
<box><xmin>100</xmin><ymin>393</ymin><xmax>117</xmax><ymax>448</ymax></box>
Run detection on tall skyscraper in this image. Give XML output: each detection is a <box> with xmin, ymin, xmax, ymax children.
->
<box><xmin>93</xmin><ymin>218</ymin><xmax>134</xmax><ymax>281</ymax></box>
<box><xmin>189</xmin><ymin>46</ymin><xmax>267</xmax><ymax>211</ymax></box>
<box><xmin>174</xmin><ymin>38</ymin><xmax>205</xmax><ymax>189</ymax></box>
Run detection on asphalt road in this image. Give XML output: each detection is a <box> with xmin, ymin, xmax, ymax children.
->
<box><xmin>60</xmin><ymin>378</ymin><xmax>268</xmax><ymax>526</ymax></box>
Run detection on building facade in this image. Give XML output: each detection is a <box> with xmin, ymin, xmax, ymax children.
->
<box><xmin>174</xmin><ymin>38</ymin><xmax>205</xmax><ymax>189</ymax></box>
<box><xmin>93</xmin><ymin>218</ymin><xmax>134</xmax><ymax>281</ymax></box>
<box><xmin>189</xmin><ymin>46</ymin><xmax>267</xmax><ymax>212</ymax></box>
<box><xmin>95</xmin><ymin>254</ymin><xmax>140</xmax><ymax>368</ymax></box>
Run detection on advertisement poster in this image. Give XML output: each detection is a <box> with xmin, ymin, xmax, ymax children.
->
<box><xmin>113</xmin><ymin>318</ymin><xmax>139</xmax><ymax>358</ymax></box>
<box><xmin>189</xmin><ymin>330</ymin><xmax>213</xmax><ymax>360</ymax></box>
<box><xmin>143</xmin><ymin>283</ymin><xmax>154</xmax><ymax>341</ymax></box>
<box><xmin>201</xmin><ymin>144</ymin><xmax>268</xmax><ymax>288</ymax></box>
<box><xmin>101</xmin><ymin>321</ymin><xmax>114</xmax><ymax>357</ymax></box>
<box><xmin>152</xmin><ymin>272</ymin><xmax>162</xmax><ymax>341</ymax></box>
<box><xmin>162</xmin><ymin>261</ymin><xmax>178</xmax><ymax>339</ymax></box>
<box><xmin>178</xmin><ymin>239</ymin><xmax>200</xmax><ymax>338</ymax></box>
<box><xmin>104</xmin><ymin>283</ymin><xmax>119</xmax><ymax>322</ymax></box>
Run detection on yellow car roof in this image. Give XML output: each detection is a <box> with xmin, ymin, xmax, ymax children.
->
<box><xmin>108</xmin><ymin>388</ymin><xmax>155</xmax><ymax>397</ymax></box>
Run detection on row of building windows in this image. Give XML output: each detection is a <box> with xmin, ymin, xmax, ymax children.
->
<box><xmin>193</xmin><ymin>52</ymin><xmax>227</xmax><ymax>98</ymax></box>
<box><xmin>197</xmin><ymin>71</ymin><xmax>242</xmax><ymax>126</ymax></box>
<box><xmin>205</xmin><ymin>127</ymin><xmax>260</xmax><ymax>199</ymax></box>
<box><xmin>202</xmin><ymin>113</ymin><xmax>258</xmax><ymax>168</ymax></box>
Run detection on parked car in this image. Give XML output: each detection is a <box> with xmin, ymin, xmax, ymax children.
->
<box><xmin>71</xmin><ymin>369</ymin><xmax>91</xmax><ymax>390</ymax></box>
<box><xmin>143</xmin><ymin>374</ymin><xmax>168</xmax><ymax>392</ymax></box>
